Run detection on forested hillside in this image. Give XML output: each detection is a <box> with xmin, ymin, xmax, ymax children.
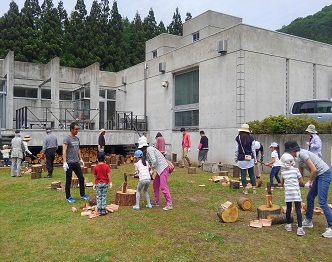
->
<box><xmin>0</xmin><ymin>0</ymin><xmax>190</xmax><ymax>71</ymax></box>
<box><xmin>278</xmin><ymin>5</ymin><xmax>332</xmax><ymax>44</ymax></box>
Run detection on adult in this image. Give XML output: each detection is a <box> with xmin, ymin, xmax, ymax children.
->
<box><xmin>180</xmin><ymin>127</ymin><xmax>191</xmax><ymax>168</ymax></box>
<box><xmin>62</xmin><ymin>122</ymin><xmax>90</xmax><ymax>203</ymax></box>
<box><xmin>138</xmin><ymin>132</ymin><xmax>148</xmax><ymax>145</ymax></box>
<box><xmin>155</xmin><ymin>132</ymin><xmax>166</xmax><ymax>156</ymax></box>
<box><xmin>138</xmin><ymin>141</ymin><xmax>173</xmax><ymax>210</ymax></box>
<box><xmin>98</xmin><ymin>128</ymin><xmax>106</xmax><ymax>152</ymax></box>
<box><xmin>197</xmin><ymin>130</ymin><xmax>209</xmax><ymax>168</ymax></box>
<box><xmin>253</xmin><ymin>140</ymin><xmax>264</xmax><ymax>178</ymax></box>
<box><xmin>234</xmin><ymin>123</ymin><xmax>257</xmax><ymax>194</ymax></box>
<box><xmin>305</xmin><ymin>124</ymin><xmax>322</xmax><ymax>157</ymax></box>
<box><xmin>42</xmin><ymin>127</ymin><xmax>58</xmax><ymax>178</ymax></box>
<box><xmin>22</xmin><ymin>135</ymin><xmax>33</xmax><ymax>159</ymax></box>
<box><xmin>10</xmin><ymin>130</ymin><xmax>24</xmax><ymax>177</ymax></box>
<box><xmin>285</xmin><ymin>140</ymin><xmax>332</xmax><ymax>238</ymax></box>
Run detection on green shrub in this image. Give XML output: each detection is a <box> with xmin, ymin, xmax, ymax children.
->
<box><xmin>248</xmin><ymin>115</ymin><xmax>331</xmax><ymax>134</ymax></box>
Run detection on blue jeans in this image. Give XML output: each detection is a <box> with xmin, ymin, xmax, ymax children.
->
<box><xmin>135</xmin><ymin>179</ymin><xmax>151</xmax><ymax>207</ymax></box>
<box><xmin>269</xmin><ymin>166</ymin><xmax>281</xmax><ymax>184</ymax></box>
<box><xmin>306</xmin><ymin>169</ymin><xmax>332</xmax><ymax>228</ymax></box>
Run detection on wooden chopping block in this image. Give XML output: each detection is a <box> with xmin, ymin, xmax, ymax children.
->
<box><xmin>257</xmin><ymin>204</ymin><xmax>281</xmax><ymax>219</ymax></box>
<box><xmin>229</xmin><ymin>180</ymin><xmax>240</xmax><ymax>189</ymax></box>
<box><xmin>31</xmin><ymin>171</ymin><xmax>41</xmax><ymax>179</ymax></box>
<box><xmin>188</xmin><ymin>167</ymin><xmax>196</xmax><ymax>174</ymax></box>
<box><xmin>237</xmin><ymin>197</ymin><xmax>253</xmax><ymax>211</ymax></box>
<box><xmin>115</xmin><ymin>191</ymin><xmax>136</xmax><ymax>206</ymax></box>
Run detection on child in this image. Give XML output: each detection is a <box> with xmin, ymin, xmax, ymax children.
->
<box><xmin>265</xmin><ymin>142</ymin><xmax>281</xmax><ymax>186</ymax></box>
<box><xmin>133</xmin><ymin>150</ymin><xmax>152</xmax><ymax>210</ymax></box>
<box><xmin>1</xmin><ymin>145</ymin><xmax>11</xmax><ymax>166</ymax></box>
<box><xmin>280</xmin><ymin>153</ymin><xmax>305</xmax><ymax>236</ymax></box>
<box><xmin>92</xmin><ymin>152</ymin><xmax>112</xmax><ymax>215</ymax></box>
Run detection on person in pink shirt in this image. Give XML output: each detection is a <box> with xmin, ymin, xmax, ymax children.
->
<box><xmin>155</xmin><ymin>132</ymin><xmax>166</xmax><ymax>156</ymax></box>
<box><xmin>180</xmin><ymin>127</ymin><xmax>192</xmax><ymax>168</ymax></box>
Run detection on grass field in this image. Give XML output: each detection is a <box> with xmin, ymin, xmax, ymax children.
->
<box><xmin>1</xmin><ymin>163</ymin><xmax>332</xmax><ymax>261</ymax></box>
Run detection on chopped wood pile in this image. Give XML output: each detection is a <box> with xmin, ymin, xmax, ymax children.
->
<box><xmin>78</xmin><ymin>203</ymin><xmax>119</xmax><ymax>219</ymax></box>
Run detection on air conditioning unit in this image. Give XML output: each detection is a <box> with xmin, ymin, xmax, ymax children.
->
<box><xmin>122</xmin><ymin>76</ymin><xmax>127</xmax><ymax>85</ymax></box>
<box><xmin>159</xmin><ymin>62</ymin><xmax>166</xmax><ymax>73</ymax></box>
<box><xmin>217</xmin><ymin>40</ymin><xmax>227</xmax><ymax>54</ymax></box>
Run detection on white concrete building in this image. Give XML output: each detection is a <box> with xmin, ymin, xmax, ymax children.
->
<box><xmin>1</xmin><ymin>10</ymin><xmax>332</xmax><ymax>163</ymax></box>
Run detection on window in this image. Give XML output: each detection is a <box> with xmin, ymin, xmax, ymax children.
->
<box><xmin>14</xmin><ymin>86</ymin><xmax>37</xmax><ymax>98</ymax></box>
<box><xmin>152</xmin><ymin>50</ymin><xmax>157</xmax><ymax>58</ymax></box>
<box><xmin>41</xmin><ymin>89</ymin><xmax>51</xmax><ymax>99</ymax></box>
<box><xmin>107</xmin><ymin>90</ymin><xmax>116</xmax><ymax>100</ymax></box>
<box><xmin>174</xmin><ymin>69</ymin><xmax>199</xmax><ymax>127</ymax></box>
<box><xmin>59</xmin><ymin>90</ymin><xmax>72</xmax><ymax>100</ymax></box>
<box><xmin>192</xmin><ymin>31</ymin><xmax>200</xmax><ymax>42</ymax></box>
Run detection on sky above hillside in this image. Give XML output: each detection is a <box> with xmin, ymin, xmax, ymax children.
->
<box><xmin>0</xmin><ymin>0</ymin><xmax>331</xmax><ymax>30</ymax></box>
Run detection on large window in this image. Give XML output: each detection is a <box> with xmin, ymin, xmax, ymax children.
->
<box><xmin>14</xmin><ymin>86</ymin><xmax>37</xmax><ymax>98</ymax></box>
<box><xmin>59</xmin><ymin>90</ymin><xmax>72</xmax><ymax>100</ymax></box>
<box><xmin>174</xmin><ymin>69</ymin><xmax>199</xmax><ymax>127</ymax></box>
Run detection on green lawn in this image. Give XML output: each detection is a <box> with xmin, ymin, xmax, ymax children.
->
<box><xmin>0</xmin><ymin>164</ymin><xmax>331</xmax><ymax>261</ymax></box>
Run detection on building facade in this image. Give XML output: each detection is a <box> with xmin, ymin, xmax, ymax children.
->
<box><xmin>1</xmin><ymin>10</ymin><xmax>331</xmax><ymax>164</ymax></box>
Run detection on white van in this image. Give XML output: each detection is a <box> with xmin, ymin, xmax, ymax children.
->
<box><xmin>290</xmin><ymin>98</ymin><xmax>332</xmax><ymax>123</ymax></box>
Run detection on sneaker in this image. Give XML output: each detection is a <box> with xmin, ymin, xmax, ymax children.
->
<box><xmin>285</xmin><ymin>224</ymin><xmax>292</xmax><ymax>232</ymax></box>
<box><xmin>163</xmin><ymin>204</ymin><xmax>173</xmax><ymax>210</ymax></box>
<box><xmin>80</xmin><ymin>195</ymin><xmax>90</xmax><ymax>201</ymax></box>
<box><xmin>67</xmin><ymin>196</ymin><xmax>76</xmax><ymax>203</ymax></box>
<box><xmin>297</xmin><ymin>227</ymin><xmax>305</xmax><ymax>236</ymax></box>
<box><xmin>197</xmin><ymin>165</ymin><xmax>202</xmax><ymax>168</ymax></box>
<box><xmin>253</xmin><ymin>189</ymin><xmax>257</xmax><ymax>195</ymax></box>
<box><xmin>243</xmin><ymin>189</ymin><xmax>248</xmax><ymax>195</ymax></box>
<box><xmin>151</xmin><ymin>201</ymin><xmax>160</xmax><ymax>206</ymax></box>
<box><xmin>146</xmin><ymin>204</ymin><xmax>152</xmax><ymax>209</ymax></box>
<box><xmin>302</xmin><ymin>218</ymin><xmax>314</xmax><ymax>228</ymax></box>
<box><xmin>44</xmin><ymin>174</ymin><xmax>53</xmax><ymax>178</ymax></box>
<box><xmin>322</xmin><ymin>228</ymin><xmax>332</xmax><ymax>238</ymax></box>
<box><xmin>133</xmin><ymin>206</ymin><xmax>140</xmax><ymax>210</ymax></box>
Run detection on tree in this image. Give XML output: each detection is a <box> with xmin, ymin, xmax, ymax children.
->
<box><xmin>156</xmin><ymin>21</ymin><xmax>167</xmax><ymax>35</ymax></box>
<box><xmin>0</xmin><ymin>1</ymin><xmax>24</xmax><ymax>60</ymax></box>
<box><xmin>185</xmin><ymin>12</ymin><xmax>192</xmax><ymax>21</ymax></box>
<box><xmin>21</xmin><ymin>0</ymin><xmax>41</xmax><ymax>62</ymax></box>
<box><xmin>167</xmin><ymin>7</ymin><xmax>182</xmax><ymax>36</ymax></box>
<box><xmin>39</xmin><ymin>0</ymin><xmax>63</xmax><ymax>63</ymax></box>
<box><xmin>129</xmin><ymin>12</ymin><xmax>145</xmax><ymax>65</ymax></box>
<box><xmin>143</xmin><ymin>8</ymin><xmax>158</xmax><ymax>41</ymax></box>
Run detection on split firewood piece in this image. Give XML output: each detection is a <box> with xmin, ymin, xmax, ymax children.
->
<box><xmin>217</xmin><ymin>201</ymin><xmax>239</xmax><ymax>223</ymax></box>
<box><xmin>80</xmin><ymin>203</ymin><xmax>89</xmax><ymax>210</ymax></box>
<box><xmin>266</xmin><ymin>214</ymin><xmax>293</xmax><ymax>225</ymax></box>
<box><xmin>105</xmin><ymin>206</ymin><xmax>114</xmax><ymax>213</ymax></box>
<box><xmin>255</xmin><ymin>178</ymin><xmax>262</xmax><ymax>188</ymax></box>
<box><xmin>89</xmin><ymin>211</ymin><xmax>100</xmax><ymax>219</ymax></box>
<box><xmin>266</xmin><ymin>195</ymin><xmax>273</xmax><ymax>208</ymax></box>
<box><xmin>259</xmin><ymin>218</ymin><xmax>272</xmax><ymax>227</ymax></box>
<box><xmin>314</xmin><ymin>207</ymin><xmax>323</xmax><ymax>214</ymax></box>
<box><xmin>301</xmin><ymin>202</ymin><xmax>307</xmax><ymax>213</ymax></box>
<box><xmin>237</xmin><ymin>197</ymin><xmax>253</xmax><ymax>211</ymax></box>
<box><xmin>81</xmin><ymin>211</ymin><xmax>92</xmax><ymax>216</ymax></box>
<box><xmin>71</xmin><ymin>207</ymin><xmax>77</xmax><ymax>212</ymax></box>
<box><xmin>249</xmin><ymin>220</ymin><xmax>263</xmax><ymax>228</ymax></box>
<box><xmin>107</xmin><ymin>204</ymin><xmax>119</xmax><ymax>211</ymax></box>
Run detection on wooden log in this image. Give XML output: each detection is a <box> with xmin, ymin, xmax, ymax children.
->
<box><xmin>266</xmin><ymin>195</ymin><xmax>273</xmax><ymax>208</ymax></box>
<box><xmin>115</xmin><ymin>191</ymin><xmax>136</xmax><ymax>206</ymax></box>
<box><xmin>188</xmin><ymin>167</ymin><xmax>196</xmax><ymax>174</ymax></box>
<box><xmin>110</xmin><ymin>156</ymin><xmax>117</xmax><ymax>165</ymax></box>
<box><xmin>256</xmin><ymin>178</ymin><xmax>262</xmax><ymax>188</ymax></box>
<box><xmin>51</xmin><ymin>181</ymin><xmax>61</xmax><ymax>190</ymax></box>
<box><xmin>229</xmin><ymin>180</ymin><xmax>240</xmax><ymax>189</ymax></box>
<box><xmin>105</xmin><ymin>157</ymin><xmax>111</xmax><ymax>165</ymax></box>
<box><xmin>89</xmin><ymin>195</ymin><xmax>97</xmax><ymax>206</ymax></box>
<box><xmin>237</xmin><ymin>197</ymin><xmax>253</xmax><ymax>211</ymax></box>
<box><xmin>267</xmin><ymin>213</ymin><xmax>294</xmax><ymax>225</ymax></box>
<box><xmin>82</xmin><ymin>156</ymin><xmax>90</xmax><ymax>163</ymax></box>
<box><xmin>172</xmin><ymin>153</ymin><xmax>177</xmax><ymax>163</ymax></box>
<box><xmin>249</xmin><ymin>220</ymin><xmax>263</xmax><ymax>228</ymax></box>
<box><xmin>71</xmin><ymin>177</ymin><xmax>79</xmax><ymax>188</ymax></box>
<box><xmin>217</xmin><ymin>201</ymin><xmax>239</xmax><ymax>223</ymax></box>
<box><xmin>81</xmin><ymin>166</ymin><xmax>88</xmax><ymax>174</ymax></box>
<box><xmin>109</xmin><ymin>164</ymin><xmax>118</xmax><ymax>169</ymax></box>
<box><xmin>31</xmin><ymin>164</ymin><xmax>42</xmax><ymax>179</ymax></box>
<box><xmin>85</xmin><ymin>162</ymin><xmax>92</xmax><ymax>168</ymax></box>
<box><xmin>233</xmin><ymin>165</ymin><xmax>240</xmax><ymax>178</ymax></box>
<box><xmin>257</xmin><ymin>204</ymin><xmax>281</xmax><ymax>219</ymax></box>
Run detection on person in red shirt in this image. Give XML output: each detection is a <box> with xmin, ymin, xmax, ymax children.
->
<box><xmin>180</xmin><ymin>127</ymin><xmax>192</xmax><ymax>168</ymax></box>
<box><xmin>155</xmin><ymin>132</ymin><xmax>166</xmax><ymax>156</ymax></box>
<box><xmin>92</xmin><ymin>152</ymin><xmax>112</xmax><ymax>215</ymax></box>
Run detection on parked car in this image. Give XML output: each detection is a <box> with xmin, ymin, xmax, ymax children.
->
<box><xmin>290</xmin><ymin>98</ymin><xmax>332</xmax><ymax>122</ymax></box>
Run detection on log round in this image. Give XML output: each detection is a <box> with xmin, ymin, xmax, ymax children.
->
<box><xmin>237</xmin><ymin>197</ymin><xmax>253</xmax><ymax>211</ymax></box>
<box><xmin>257</xmin><ymin>204</ymin><xmax>281</xmax><ymax>219</ymax></box>
<box><xmin>255</xmin><ymin>178</ymin><xmax>262</xmax><ymax>188</ymax></box>
<box><xmin>51</xmin><ymin>181</ymin><xmax>61</xmax><ymax>190</ymax></box>
<box><xmin>115</xmin><ymin>191</ymin><xmax>136</xmax><ymax>206</ymax></box>
<box><xmin>217</xmin><ymin>202</ymin><xmax>239</xmax><ymax>223</ymax></box>
<box><xmin>229</xmin><ymin>180</ymin><xmax>240</xmax><ymax>189</ymax></box>
<box><xmin>266</xmin><ymin>214</ymin><xmax>294</xmax><ymax>225</ymax></box>
<box><xmin>31</xmin><ymin>164</ymin><xmax>42</xmax><ymax>179</ymax></box>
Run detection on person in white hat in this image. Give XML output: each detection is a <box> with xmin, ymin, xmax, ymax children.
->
<box><xmin>305</xmin><ymin>124</ymin><xmax>322</xmax><ymax>157</ymax></box>
<box><xmin>22</xmin><ymin>135</ymin><xmax>33</xmax><ymax>160</ymax></box>
<box><xmin>280</xmin><ymin>153</ymin><xmax>305</xmax><ymax>236</ymax></box>
<box><xmin>264</xmin><ymin>142</ymin><xmax>281</xmax><ymax>186</ymax></box>
<box><xmin>234</xmin><ymin>123</ymin><xmax>257</xmax><ymax>194</ymax></box>
<box><xmin>98</xmin><ymin>128</ymin><xmax>106</xmax><ymax>152</ymax></box>
<box><xmin>10</xmin><ymin>130</ymin><xmax>24</xmax><ymax>177</ymax></box>
<box><xmin>1</xmin><ymin>145</ymin><xmax>11</xmax><ymax>167</ymax></box>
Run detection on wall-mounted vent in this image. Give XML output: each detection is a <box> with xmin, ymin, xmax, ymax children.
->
<box><xmin>159</xmin><ymin>62</ymin><xmax>166</xmax><ymax>73</ymax></box>
<box><xmin>217</xmin><ymin>40</ymin><xmax>227</xmax><ymax>54</ymax></box>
